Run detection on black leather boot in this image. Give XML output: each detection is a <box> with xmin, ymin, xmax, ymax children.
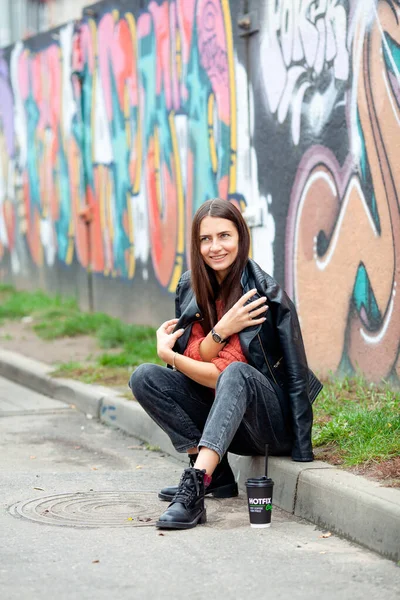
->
<box><xmin>156</xmin><ymin>468</ymin><xmax>207</xmax><ymax>529</ymax></box>
<box><xmin>158</xmin><ymin>454</ymin><xmax>238</xmax><ymax>501</ymax></box>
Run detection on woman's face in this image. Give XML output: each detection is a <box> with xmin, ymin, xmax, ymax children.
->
<box><xmin>199</xmin><ymin>216</ymin><xmax>239</xmax><ymax>282</ymax></box>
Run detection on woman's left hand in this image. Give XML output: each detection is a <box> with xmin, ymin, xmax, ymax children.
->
<box><xmin>156</xmin><ymin>319</ymin><xmax>185</xmax><ymax>362</ymax></box>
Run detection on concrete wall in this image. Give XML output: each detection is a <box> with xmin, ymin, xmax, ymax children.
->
<box><xmin>0</xmin><ymin>0</ymin><xmax>90</xmax><ymax>46</ymax></box>
<box><xmin>0</xmin><ymin>0</ymin><xmax>399</xmax><ymax>386</ymax></box>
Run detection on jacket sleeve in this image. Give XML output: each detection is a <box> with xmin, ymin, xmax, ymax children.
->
<box><xmin>267</xmin><ymin>280</ymin><xmax>314</xmax><ymax>462</ymax></box>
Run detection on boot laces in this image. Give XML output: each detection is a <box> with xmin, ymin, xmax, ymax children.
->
<box><xmin>172</xmin><ymin>468</ymin><xmax>203</xmax><ymax>506</ymax></box>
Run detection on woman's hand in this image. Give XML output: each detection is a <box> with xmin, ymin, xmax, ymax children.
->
<box><xmin>214</xmin><ymin>289</ymin><xmax>268</xmax><ymax>339</ymax></box>
<box><xmin>156</xmin><ymin>318</ymin><xmax>185</xmax><ymax>363</ymax></box>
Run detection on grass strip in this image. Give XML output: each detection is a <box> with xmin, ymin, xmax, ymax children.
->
<box><xmin>0</xmin><ymin>283</ymin><xmax>162</xmax><ymax>372</ymax></box>
<box><xmin>313</xmin><ymin>376</ymin><xmax>400</xmax><ymax>468</ymax></box>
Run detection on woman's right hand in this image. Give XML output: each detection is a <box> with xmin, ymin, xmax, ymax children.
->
<box><xmin>214</xmin><ymin>289</ymin><xmax>268</xmax><ymax>338</ymax></box>
<box><xmin>156</xmin><ymin>318</ymin><xmax>185</xmax><ymax>363</ymax></box>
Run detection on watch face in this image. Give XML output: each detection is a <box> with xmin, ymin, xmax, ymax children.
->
<box><xmin>212</xmin><ymin>330</ymin><xmax>223</xmax><ymax>343</ymax></box>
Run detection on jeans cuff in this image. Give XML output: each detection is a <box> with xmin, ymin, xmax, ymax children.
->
<box><xmin>175</xmin><ymin>441</ymin><xmax>200</xmax><ymax>453</ymax></box>
<box><xmin>198</xmin><ymin>439</ymin><xmax>223</xmax><ymax>461</ymax></box>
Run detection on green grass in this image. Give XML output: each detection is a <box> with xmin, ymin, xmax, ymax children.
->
<box><xmin>98</xmin><ymin>342</ymin><xmax>162</xmax><ymax>368</ymax></box>
<box><xmin>96</xmin><ymin>321</ymin><xmax>156</xmax><ymax>349</ymax></box>
<box><xmin>0</xmin><ymin>288</ymin><xmax>63</xmax><ymax>319</ymax></box>
<box><xmin>313</xmin><ymin>375</ymin><xmax>400</xmax><ymax>467</ymax></box>
<box><xmin>143</xmin><ymin>443</ymin><xmax>161</xmax><ymax>452</ymax></box>
<box><xmin>0</xmin><ymin>283</ymin><xmax>17</xmax><ymax>293</ymax></box>
<box><xmin>51</xmin><ymin>361</ymin><xmax>134</xmax><ymax>387</ymax></box>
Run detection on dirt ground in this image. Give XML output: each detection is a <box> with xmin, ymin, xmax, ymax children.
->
<box><xmin>0</xmin><ymin>320</ymin><xmax>131</xmax><ymax>395</ymax></box>
<box><xmin>0</xmin><ymin>320</ymin><xmax>102</xmax><ymax>365</ymax></box>
<box><xmin>1</xmin><ymin>318</ymin><xmax>399</xmax><ymax>488</ymax></box>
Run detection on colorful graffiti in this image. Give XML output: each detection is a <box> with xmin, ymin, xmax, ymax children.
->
<box><xmin>1</xmin><ymin>0</ymin><xmax>268</xmax><ymax>291</ymax></box>
<box><xmin>71</xmin><ymin>0</ymin><xmax>243</xmax><ymax>289</ymax></box>
<box><xmin>280</xmin><ymin>0</ymin><xmax>400</xmax><ymax>382</ymax></box>
<box><xmin>0</xmin><ymin>51</ymin><xmax>16</xmax><ymax>265</ymax></box>
<box><xmin>2</xmin><ymin>25</ymin><xmax>88</xmax><ymax>272</ymax></box>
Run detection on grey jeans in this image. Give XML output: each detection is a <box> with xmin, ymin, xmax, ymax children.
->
<box><xmin>129</xmin><ymin>362</ymin><xmax>292</xmax><ymax>460</ymax></box>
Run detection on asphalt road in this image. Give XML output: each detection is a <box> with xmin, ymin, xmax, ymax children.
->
<box><xmin>0</xmin><ymin>376</ymin><xmax>399</xmax><ymax>600</ymax></box>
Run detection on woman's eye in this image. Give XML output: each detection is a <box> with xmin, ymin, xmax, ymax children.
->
<box><xmin>200</xmin><ymin>237</ymin><xmax>209</xmax><ymax>242</ymax></box>
<box><xmin>221</xmin><ymin>233</ymin><xmax>230</xmax><ymax>238</ymax></box>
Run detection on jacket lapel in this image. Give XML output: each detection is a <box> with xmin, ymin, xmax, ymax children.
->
<box><xmin>238</xmin><ymin>262</ymin><xmax>264</xmax><ymax>358</ymax></box>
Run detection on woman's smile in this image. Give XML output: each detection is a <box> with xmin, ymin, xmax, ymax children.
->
<box><xmin>209</xmin><ymin>254</ymin><xmax>228</xmax><ymax>261</ymax></box>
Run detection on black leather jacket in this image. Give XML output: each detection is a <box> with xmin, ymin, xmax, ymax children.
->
<box><xmin>172</xmin><ymin>259</ymin><xmax>323</xmax><ymax>462</ymax></box>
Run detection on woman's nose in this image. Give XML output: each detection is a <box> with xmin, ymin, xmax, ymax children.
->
<box><xmin>210</xmin><ymin>238</ymin><xmax>221</xmax><ymax>251</ymax></box>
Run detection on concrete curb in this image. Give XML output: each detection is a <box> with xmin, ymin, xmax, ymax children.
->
<box><xmin>0</xmin><ymin>349</ymin><xmax>110</xmax><ymax>418</ymax></box>
<box><xmin>1</xmin><ymin>348</ymin><xmax>399</xmax><ymax>561</ymax></box>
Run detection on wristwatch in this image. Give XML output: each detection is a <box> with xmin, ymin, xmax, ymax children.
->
<box><xmin>211</xmin><ymin>328</ymin><xmax>229</xmax><ymax>344</ymax></box>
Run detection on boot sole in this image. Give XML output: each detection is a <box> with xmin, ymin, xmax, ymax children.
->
<box><xmin>155</xmin><ymin>510</ymin><xmax>207</xmax><ymax>530</ymax></box>
<box><xmin>158</xmin><ymin>482</ymin><xmax>238</xmax><ymax>502</ymax></box>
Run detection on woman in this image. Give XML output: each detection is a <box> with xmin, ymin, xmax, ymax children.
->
<box><xmin>130</xmin><ymin>199</ymin><xmax>322</xmax><ymax>530</ymax></box>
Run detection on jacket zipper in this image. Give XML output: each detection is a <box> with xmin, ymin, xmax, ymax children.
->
<box><xmin>273</xmin><ymin>357</ymin><xmax>283</xmax><ymax>369</ymax></box>
<box><xmin>257</xmin><ymin>334</ymin><xmax>278</xmax><ymax>386</ymax></box>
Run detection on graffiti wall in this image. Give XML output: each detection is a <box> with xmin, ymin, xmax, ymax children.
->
<box><xmin>0</xmin><ymin>0</ymin><xmax>399</xmax><ymax>384</ymax></box>
<box><xmin>250</xmin><ymin>0</ymin><xmax>399</xmax><ymax>384</ymax></box>
<box><xmin>72</xmin><ymin>0</ymin><xmax>251</xmax><ymax>290</ymax></box>
<box><xmin>0</xmin><ymin>24</ymin><xmax>91</xmax><ymax>305</ymax></box>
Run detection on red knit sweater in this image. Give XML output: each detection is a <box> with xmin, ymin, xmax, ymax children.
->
<box><xmin>183</xmin><ymin>301</ymin><xmax>247</xmax><ymax>372</ymax></box>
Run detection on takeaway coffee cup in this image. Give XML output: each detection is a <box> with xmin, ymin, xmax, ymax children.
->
<box><xmin>245</xmin><ymin>476</ymin><xmax>274</xmax><ymax>528</ymax></box>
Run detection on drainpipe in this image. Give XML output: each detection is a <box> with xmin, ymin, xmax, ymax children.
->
<box><xmin>72</xmin><ymin>18</ymin><xmax>94</xmax><ymax>312</ymax></box>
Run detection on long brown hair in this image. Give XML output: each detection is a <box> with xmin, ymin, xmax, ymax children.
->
<box><xmin>190</xmin><ymin>199</ymin><xmax>250</xmax><ymax>334</ymax></box>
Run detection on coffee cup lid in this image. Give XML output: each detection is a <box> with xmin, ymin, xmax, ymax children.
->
<box><xmin>246</xmin><ymin>476</ymin><xmax>273</xmax><ymax>484</ymax></box>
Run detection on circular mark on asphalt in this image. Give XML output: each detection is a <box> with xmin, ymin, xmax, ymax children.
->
<box><xmin>8</xmin><ymin>491</ymin><xmax>243</xmax><ymax>528</ymax></box>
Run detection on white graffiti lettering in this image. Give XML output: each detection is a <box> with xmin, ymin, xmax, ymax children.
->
<box><xmin>260</xmin><ymin>0</ymin><xmax>350</xmax><ymax>145</ymax></box>
<box><xmin>235</xmin><ymin>59</ymin><xmax>276</xmax><ymax>274</ymax></box>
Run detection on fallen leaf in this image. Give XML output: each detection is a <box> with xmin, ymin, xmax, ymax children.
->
<box><xmin>138</xmin><ymin>517</ymin><xmax>151</xmax><ymax>522</ymax></box>
<box><xmin>320</xmin><ymin>532</ymin><xmax>332</xmax><ymax>539</ymax></box>
<box><xmin>69</xmin><ymin>404</ymin><xmax>76</xmax><ymax>409</ymax></box>
<box><xmin>127</xmin><ymin>517</ymin><xmax>133</xmax><ymax>521</ymax></box>
<box><xmin>74</xmin><ymin>446</ymin><xmax>81</xmax><ymax>450</ymax></box>
<box><xmin>158</xmin><ymin>533</ymin><xmax>164</xmax><ymax>536</ymax></box>
<box><xmin>135</xmin><ymin>465</ymin><xmax>143</xmax><ymax>470</ymax></box>
<box><xmin>92</xmin><ymin>560</ymin><xmax>100</xmax><ymax>564</ymax></box>
<box><xmin>33</xmin><ymin>487</ymin><xmax>44</xmax><ymax>491</ymax></box>
<box><xmin>30</xmin><ymin>456</ymin><xmax>36</xmax><ymax>459</ymax></box>
<box><xmin>92</xmin><ymin>467</ymin><xmax>98</xmax><ymax>470</ymax></box>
